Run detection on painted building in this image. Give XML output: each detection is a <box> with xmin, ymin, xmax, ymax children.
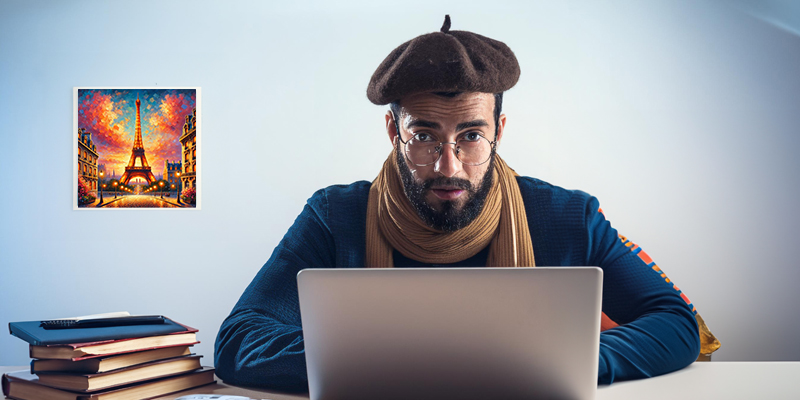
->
<box><xmin>77</xmin><ymin>128</ymin><xmax>99</xmax><ymax>192</ymax></box>
<box><xmin>163</xmin><ymin>160</ymin><xmax>182</xmax><ymax>194</ymax></box>
<box><xmin>179</xmin><ymin>108</ymin><xmax>197</xmax><ymax>190</ymax></box>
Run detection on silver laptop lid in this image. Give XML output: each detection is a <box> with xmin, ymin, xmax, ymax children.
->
<box><xmin>298</xmin><ymin>267</ymin><xmax>602</xmax><ymax>400</ymax></box>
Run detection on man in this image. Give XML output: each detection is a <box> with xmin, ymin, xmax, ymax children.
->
<box><xmin>215</xmin><ymin>15</ymin><xmax>718</xmax><ymax>391</ymax></box>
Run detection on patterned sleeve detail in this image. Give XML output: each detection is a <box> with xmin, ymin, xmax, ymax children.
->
<box><xmin>617</xmin><ymin>233</ymin><xmax>697</xmax><ymax>314</ymax></box>
<box><xmin>616</xmin><ymin>231</ymin><xmax>720</xmax><ymax>354</ymax></box>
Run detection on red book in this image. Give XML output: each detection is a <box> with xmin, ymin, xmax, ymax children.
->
<box><xmin>29</xmin><ymin>331</ymin><xmax>199</xmax><ymax>361</ymax></box>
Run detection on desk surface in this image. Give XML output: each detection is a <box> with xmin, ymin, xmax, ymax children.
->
<box><xmin>3</xmin><ymin>362</ymin><xmax>800</xmax><ymax>400</ymax></box>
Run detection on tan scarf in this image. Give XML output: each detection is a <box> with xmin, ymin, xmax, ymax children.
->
<box><xmin>365</xmin><ymin>151</ymin><xmax>535</xmax><ymax>268</ymax></box>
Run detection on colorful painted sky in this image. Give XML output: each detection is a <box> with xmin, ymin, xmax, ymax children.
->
<box><xmin>78</xmin><ymin>88</ymin><xmax>196</xmax><ymax>182</ymax></box>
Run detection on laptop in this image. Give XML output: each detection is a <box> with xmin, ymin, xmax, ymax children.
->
<box><xmin>297</xmin><ymin>267</ymin><xmax>602</xmax><ymax>400</ymax></box>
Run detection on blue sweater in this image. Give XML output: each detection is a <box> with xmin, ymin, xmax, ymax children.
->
<box><xmin>214</xmin><ymin>177</ymin><xmax>700</xmax><ymax>391</ymax></box>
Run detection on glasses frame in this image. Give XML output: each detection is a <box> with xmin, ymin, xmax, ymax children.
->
<box><xmin>393</xmin><ymin>116</ymin><xmax>498</xmax><ymax>167</ymax></box>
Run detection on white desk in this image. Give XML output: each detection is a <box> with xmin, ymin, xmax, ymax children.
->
<box><xmin>4</xmin><ymin>362</ymin><xmax>800</xmax><ymax>399</ymax></box>
<box><xmin>596</xmin><ymin>362</ymin><xmax>800</xmax><ymax>400</ymax></box>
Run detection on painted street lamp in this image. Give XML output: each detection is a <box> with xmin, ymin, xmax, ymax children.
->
<box><xmin>159</xmin><ymin>181</ymin><xmax>165</xmax><ymax>198</ymax></box>
<box><xmin>98</xmin><ymin>171</ymin><xmax>104</xmax><ymax>205</ymax></box>
<box><xmin>113</xmin><ymin>181</ymin><xmax>118</xmax><ymax>198</ymax></box>
<box><xmin>175</xmin><ymin>171</ymin><xmax>182</xmax><ymax>205</ymax></box>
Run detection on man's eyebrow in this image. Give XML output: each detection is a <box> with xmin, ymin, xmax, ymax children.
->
<box><xmin>455</xmin><ymin>119</ymin><xmax>489</xmax><ymax>132</ymax></box>
<box><xmin>406</xmin><ymin>119</ymin><xmax>441</xmax><ymax>130</ymax></box>
<box><xmin>405</xmin><ymin>119</ymin><xmax>489</xmax><ymax>131</ymax></box>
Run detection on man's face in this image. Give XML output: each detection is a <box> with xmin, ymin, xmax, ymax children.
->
<box><xmin>387</xmin><ymin>92</ymin><xmax>505</xmax><ymax>231</ymax></box>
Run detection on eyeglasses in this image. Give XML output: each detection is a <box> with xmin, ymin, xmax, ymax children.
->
<box><xmin>397</xmin><ymin>131</ymin><xmax>497</xmax><ymax>166</ymax></box>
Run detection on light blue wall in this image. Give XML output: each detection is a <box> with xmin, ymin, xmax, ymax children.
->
<box><xmin>2</xmin><ymin>0</ymin><xmax>799</xmax><ymax>366</ymax></box>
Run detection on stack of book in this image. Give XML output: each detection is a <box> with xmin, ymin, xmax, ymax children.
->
<box><xmin>2</xmin><ymin>313</ymin><xmax>215</xmax><ymax>400</ymax></box>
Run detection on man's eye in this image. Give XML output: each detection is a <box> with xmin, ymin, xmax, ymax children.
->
<box><xmin>415</xmin><ymin>133</ymin><xmax>436</xmax><ymax>142</ymax></box>
<box><xmin>462</xmin><ymin>132</ymin><xmax>482</xmax><ymax>141</ymax></box>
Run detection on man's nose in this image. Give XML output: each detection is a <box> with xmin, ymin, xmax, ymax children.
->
<box><xmin>433</xmin><ymin>142</ymin><xmax>461</xmax><ymax>177</ymax></box>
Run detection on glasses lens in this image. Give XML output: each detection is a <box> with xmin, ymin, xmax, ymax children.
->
<box><xmin>456</xmin><ymin>135</ymin><xmax>492</xmax><ymax>165</ymax></box>
<box><xmin>406</xmin><ymin>134</ymin><xmax>441</xmax><ymax>166</ymax></box>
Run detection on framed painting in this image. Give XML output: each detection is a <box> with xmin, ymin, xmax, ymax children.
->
<box><xmin>73</xmin><ymin>87</ymin><xmax>200</xmax><ymax>209</ymax></box>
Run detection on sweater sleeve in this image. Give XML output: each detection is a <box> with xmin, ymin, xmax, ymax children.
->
<box><xmin>214</xmin><ymin>189</ymin><xmax>334</xmax><ymax>391</ymax></box>
<box><xmin>585</xmin><ymin>198</ymin><xmax>701</xmax><ymax>384</ymax></box>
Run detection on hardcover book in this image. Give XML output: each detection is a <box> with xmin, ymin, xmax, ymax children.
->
<box><xmin>2</xmin><ymin>367</ymin><xmax>215</xmax><ymax>400</ymax></box>
<box><xmin>34</xmin><ymin>355</ymin><xmax>203</xmax><ymax>391</ymax></box>
<box><xmin>9</xmin><ymin>317</ymin><xmax>194</xmax><ymax>346</ymax></box>
<box><xmin>29</xmin><ymin>332</ymin><xmax>199</xmax><ymax>361</ymax></box>
<box><xmin>31</xmin><ymin>346</ymin><xmax>193</xmax><ymax>374</ymax></box>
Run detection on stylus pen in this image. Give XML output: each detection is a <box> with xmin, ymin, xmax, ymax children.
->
<box><xmin>40</xmin><ymin>315</ymin><xmax>166</xmax><ymax>329</ymax></box>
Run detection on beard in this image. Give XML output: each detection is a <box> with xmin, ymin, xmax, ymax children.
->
<box><xmin>396</xmin><ymin>143</ymin><xmax>495</xmax><ymax>232</ymax></box>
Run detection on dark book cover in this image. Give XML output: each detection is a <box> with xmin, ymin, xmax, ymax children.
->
<box><xmin>8</xmin><ymin>318</ymin><xmax>194</xmax><ymax>346</ymax></box>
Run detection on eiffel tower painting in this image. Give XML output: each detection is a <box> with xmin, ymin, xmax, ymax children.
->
<box><xmin>119</xmin><ymin>95</ymin><xmax>156</xmax><ymax>186</ymax></box>
<box><xmin>75</xmin><ymin>87</ymin><xmax>199</xmax><ymax>209</ymax></box>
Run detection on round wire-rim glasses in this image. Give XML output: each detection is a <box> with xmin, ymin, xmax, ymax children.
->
<box><xmin>397</xmin><ymin>131</ymin><xmax>497</xmax><ymax>167</ymax></box>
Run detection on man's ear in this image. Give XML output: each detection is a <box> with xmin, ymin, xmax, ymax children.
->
<box><xmin>495</xmin><ymin>113</ymin><xmax>507</xmax><ymax>144</ymax></box>
<box><xmin>386</xmin><ymin>110</ymin><xmax>398</xmax><ymax>146</ymax></box>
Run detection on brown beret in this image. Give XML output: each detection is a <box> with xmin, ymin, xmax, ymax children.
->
<box><xmin>367</xmin><ymin>15</ymin><xmax>520</xmax><ymax>105</ymax></box>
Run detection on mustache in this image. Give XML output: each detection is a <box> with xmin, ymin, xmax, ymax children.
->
<box><xmin>422</xmin><ymin>177</ymin><xmax>473</xmax><ymax>191</ymax></box>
